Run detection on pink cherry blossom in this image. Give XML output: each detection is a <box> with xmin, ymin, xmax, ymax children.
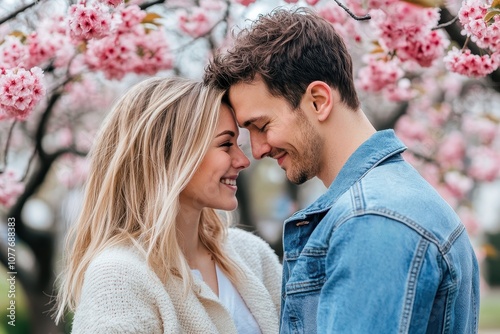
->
<box><xmin>357</xmin><ymin>57</ymin><xmax>403</xmax><ymax>92</ymax></box>
<box><xmin>347</xmin><ymin>0</ymin><xmax>398</xmax><ymax>10</ymax></box>
<box><xmin>462</xmin><ymin>115</ymin><xmax>499</xmax><ymax>145</ymax></box>
<box><xmin>318</xmin><ymin>2</ymin><xmax>362</xmax><ymax>44</ymax></box>
<box><xmin>85</xmin><ymin>6</ymin><xmax>173</xmax><ymax>79</ymax></box>
<box><xmin>443</xmin><ymin>170</ymin><xmax>474</xmax><ymax>200</ymax></box>
<box><xmin>468</xmin><ymin>146</ymin><xmax>500</xmax><ymax>181</ymax></box>
<box><xmin>0</xmin><ymin>36</ymin><xmax>28</xmax><ymax>69</ymax></box>
<box><xmin>436</xmin><ymin>131</ymin><xmax>466</xmax><ymax>170</ymax></box>
<box><xmin>178</xmin><ymin>7</ymin><xmax>213</xmax><ymax>38</ymax></box>
<box><xmin>99</xmin><ymin>0</ymin><xmax>123</xmax><ymax>7</ymax></box>
<box><xmin>371</xmin><ymin>3</ymin><xmax>448</xmax><ymax>67</ymax></box>
<box><xmin>0</xmin><ymin>170</ymin><xmax>24</xmax><ymax>208</ymax></box>
<box><xmin>68</xmin><ymin>1</ymin><xmax>112</xmax><ymax>41</ymax></box>
<box><xmin>0</xmin><ymin>67</ymin><xmax>46</xmax><ymax>121</ymax></box>
<box><xmin>395</xmin><ymin>114</ymin><xmax>433</xmax><ymax>152</ymax></box>
<box><xmin>284</xmin><ymin>0</ymin><xmax>299</xmax><ymax>3</ymax></box>
<box><xmin>357</xmin><ymin>56</ymin><xmax>414</xmax><ymax>100</ymax></box>
<box><xmin>318</xmin><ymin>2</ymin><xmax>347</xmax><ymax>24</ymax></box>
<box><xmin>116</xmin><ymin>4</ymin><xmax>146</xmax><ymax>31</ymax></box>
<box><xmin>200</xmin><ymin>0</ymin><xmax>227</xmax><ymax>11</ymax></box>
<box><xmin>444</xmin><ymin>48</ymin><xmax>500</xmax><ymax>77</ymax></box>
<box><xmin>233</xmin><ymin>0</ymin><xmax>256</xmax><ymax>6</ymax></box>
<box><xmin>305</xmin><ymin>0</ymin><xmax>320</xmax><ymax>5</ymax></box>
<box><xmin>384</xmin><ymin>78</ymin><xmax>416</xmax><ymax>102</ymax></box>
<box><xmin>459</xmin><ymin>0</ymin><xmax>500</xmax><ymax>52</ymax></box>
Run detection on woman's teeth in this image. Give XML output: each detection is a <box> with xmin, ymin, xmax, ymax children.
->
<box><xmin>220</xmin><ymin>178</ymin><xmax>236</xmax><ymax>186</ymax></box>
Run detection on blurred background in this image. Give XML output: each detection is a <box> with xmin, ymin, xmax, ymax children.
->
<box><xmin>1</xmin><ymin>0</ymin><xmax>500</xmax><ymax>333</ymax></box>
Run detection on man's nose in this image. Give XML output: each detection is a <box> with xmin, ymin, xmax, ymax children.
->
<box><xmin>250</xmin><ymin>134</ymin><xmax>272</xmax><ymax>160</ymax></box>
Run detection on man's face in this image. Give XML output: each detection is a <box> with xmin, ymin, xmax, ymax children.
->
<box><xmin>229</xmin><ymin>78</ymin><xmax>322</xmax><ymax>184</ymax></box>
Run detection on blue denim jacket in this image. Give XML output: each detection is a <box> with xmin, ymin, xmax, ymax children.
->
<box><xmin>280</xmin><ymin>130</ymin><xmax>479</xmax><ymax>334</ymax></box>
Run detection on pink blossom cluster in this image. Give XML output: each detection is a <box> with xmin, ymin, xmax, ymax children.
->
<box><xmin>178</xmin><ymin>7</ymin><xmax>213</xmax><ymax>38</ymax></box>
<box><xmin>468</xmin><ymin>146</ymin><xmax>500</xmax><ymax>181</ymax></box>
<box><xmin>233</xmin><ymin>0</ymin><xmax>257</xmax><ymax>6</ymax></box>
<box><xmin>0</xmin><ymin>170</ymin><xmax>24</xmax><ymax>208</ymax></box>
<box><xmin>0</xmin><ymin>67</ymin><xmax>46</xmax><ymax>121</ymax></box>
<box><xmin>318</xmin><ymin>2</ymin><xmax>362</xmax><ymax>44</ymax></box>
<box><xmin>99</xmin><ymin>0</ymin><xmax>123</xmax><ymax>7</ymax></box>
<box><xmin>395</xmin><ymin>114</ymin><xmax>434</xmax><ymax>153</ymax></box>
<box><xmin>459</xmin><ymin>0</ymin><xmax>500</xmax><ymax>52</ymax></box>
<box><xmin>347</xmin><ymin>0</ymin><xmax>398</xmax><ymax>11</ymax></box>
<box><xmin>371</xmin><ymin>2</ymin><xmax>448</xmax><ymax>67</ymax></box>
<box><xmin>68</xmin><ymin>1</ymin><xmax>112</xmax><ymax>41</ymax></box>
<box><xmin>0</xmin><ymin>18</ymin><xmax>69</xmax><ymax>70</ymax></box>
<box><xmin>443</xmin><ymin>170</ymin><xmax>474</xmax><ymax>200</ymax></box>
<box><xmin>0</xmin><ymin>36</ymin><xmax>26</xmax><ymax>69</ymax></box>
<box><xmin>462</xmin><ymin>114</ymin><xmax>498</xmax><ymax>144</ymax></box>
<box><xmin>436</xmin><ymin>131</ymin><xmax>466</xmax><ymax>170</ymax></box>
<box><xmin>396</xmin><ymin>86</ymin><xmax>500</xmax><ymax>213</ymax></box>
<box><xmin>84</xmin><ymin>5</ymin><xmax>173</xmax><ymax>79</ymax></box>
<box><xmin>357</xmin><ymin>56</ymin><xmax>414</xmax><ymax>101</ymax></box>
<box><xmin>444</xmin><ymin>0</ymin><xmax>500</xmax><ymax>77</ymax></box>
<box><xmin>358</xmin><ymin>57</ymin><xmax>402</xmax><ymax>91</ymax></box>
<box><xmin>444</xmin><ymin>48</ymin><xmax>500</xmax><ymax>77</ymax></box>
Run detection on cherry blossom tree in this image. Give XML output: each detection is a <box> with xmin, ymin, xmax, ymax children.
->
<box><xmin>0</xmin><ymin>0</ymin><xmax>499</xmax><ymax>332</ymax></box>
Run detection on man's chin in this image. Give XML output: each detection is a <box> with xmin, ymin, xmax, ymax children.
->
<box><xmin>286</xmin><ymin>170</ymin><xmax>309</xmax><ymax>185</ymax></box>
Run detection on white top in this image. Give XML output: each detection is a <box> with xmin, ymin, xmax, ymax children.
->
<box><xmin>192</xmin><ymin>265</ymin><xmax>262</xmax><ymax>334</ymax></box>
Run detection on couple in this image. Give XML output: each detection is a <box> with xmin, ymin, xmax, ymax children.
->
<box><xmin>55</xmin><ymin>8</ymin><xmax>479</xmax><ymax>334</ymax></box>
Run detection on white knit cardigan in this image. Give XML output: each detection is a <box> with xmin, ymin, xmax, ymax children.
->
<box><xmin>71</xmin><ymin>228</ymin><xmax>282</xmax><ymax>334</ymax></box>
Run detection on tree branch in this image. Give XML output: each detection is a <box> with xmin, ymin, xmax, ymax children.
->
<box><xmin>35</xmin><ymin>92</ymin><xmax>62</xmax><ymax>162</ymax></box>
<box><xmin>432</xmin><ymin>15</ymin><xmax>458</xmax><ymax>31</ymax></box>
<box><xmin>0</xmin><ymin>1</ymin><xmax>39</xmax><ymax>25</ymax></box>
<box><xmin>139</xmin><ymin>0</ymin><xmax>166</xmax><ymax>10</ymax></box>
<box><xmin>1</xmin><ymin>120</ymin><xmax>17</xmax><ymax>172</ymax></box>
<box><xmin>333</xmin><ymin>0</ymin><xmax>371</xmax><ymax>21</ymax></box>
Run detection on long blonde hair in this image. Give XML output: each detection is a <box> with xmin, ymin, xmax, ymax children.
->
<box><xmin>55</xmin><ymin>77</ymin><xmax>241</xmax><ymax>323</ymax></box>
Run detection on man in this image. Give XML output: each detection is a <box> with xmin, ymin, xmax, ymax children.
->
<box><xmin>204</xmin><ymin>8</ymin><xmax>479</xmax><ymax>334</ymax></box>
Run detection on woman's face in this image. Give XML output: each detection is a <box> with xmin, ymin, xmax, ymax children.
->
<box><xmin>180</xmin><ymin>104</ymin><xmax>250</xmax><ymax>211</ymax></box>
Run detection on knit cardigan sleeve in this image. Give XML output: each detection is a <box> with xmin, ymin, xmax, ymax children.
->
<box><xmin>71</xmin><ymin>247</ymin><xmax>177</xmax><ymax>334</ymax></box>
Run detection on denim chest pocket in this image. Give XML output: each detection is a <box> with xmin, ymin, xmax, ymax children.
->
<box><xmin>282</xmin><ymin>248</ymin><xmax>327</xmax><ymax>334</ymax></box>
<box><xmin>284</xmin><ymin>247</ymin><xmax>327</xmax><ymax>296</ymax></box>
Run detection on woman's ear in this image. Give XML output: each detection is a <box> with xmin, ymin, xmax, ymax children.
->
<box><xmin>304</xmin><ymin>81</ymin><xmax>332</xmax><ymax>122</ymax></box>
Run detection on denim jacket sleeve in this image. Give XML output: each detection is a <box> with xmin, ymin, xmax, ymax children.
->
<box><xmin>318</xmin><ymin>214</ymin><xmax>442</xmax><ymax>333</ymax></box>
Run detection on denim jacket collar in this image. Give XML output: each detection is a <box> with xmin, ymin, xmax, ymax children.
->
<box><xmin>285</xmin><ymin>129</ymin><xmax>407</xmax><ymax>224</ymax></box>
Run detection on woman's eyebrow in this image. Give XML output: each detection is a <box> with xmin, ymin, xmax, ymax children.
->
<box><xmin>216</xmin><ymin>130</ymin><xmax>235</xmax><ymax>138</ymax></box>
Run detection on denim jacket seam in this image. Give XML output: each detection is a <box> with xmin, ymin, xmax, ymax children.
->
<box><xmin>441</xmin><ymin>224</ymin><xmax>465</xmax><ymax>254</ymax></box>
<box><xmin>399</xmin><ymin>237</ymin><xmax>430</xmax><ymax>334</ymax></box>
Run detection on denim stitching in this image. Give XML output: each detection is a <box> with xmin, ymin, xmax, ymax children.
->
<box><xmin>399</xmin><ymin>237</ymin><xmax>429</xmax><ymax>334</ymax></box>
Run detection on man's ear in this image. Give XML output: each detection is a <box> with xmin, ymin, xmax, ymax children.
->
<box><xmin>304</xmin><ymin>81</ymin><xmax>332</xmax><ymax>122</ymax></box>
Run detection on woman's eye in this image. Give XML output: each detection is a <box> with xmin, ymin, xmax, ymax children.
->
<box><xmin>221</xmin><ymin>142</ymin><xmax>234</xmax><ymax>148</ymax></box>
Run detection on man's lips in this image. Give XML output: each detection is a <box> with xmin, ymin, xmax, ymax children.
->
<box><xmin>276</xmin><ymin>153</ymin><xmax>287</xmax><ymax>167</ymax></box>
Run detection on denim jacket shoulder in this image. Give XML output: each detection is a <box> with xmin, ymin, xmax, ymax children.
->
<box><xmin>280</xmin><ymin>130</ymin><xmax>479</xmax><ymax>334</ymax></box>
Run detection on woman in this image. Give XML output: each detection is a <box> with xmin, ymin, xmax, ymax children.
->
<box><xmin>54</xmin><ymin>77</ymin><xmax>281</xmax><ymax>333</ymax></box>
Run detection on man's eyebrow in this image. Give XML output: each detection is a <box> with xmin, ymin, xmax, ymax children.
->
<box><xmin>216</xmin><ymin>130</ymin><xmax>235</xmax><ymax>138</ymax></box>
<box><xmin>241</xmin><ymin>116</ymin><xmax>265</xmax><ymax>128</ymax></box>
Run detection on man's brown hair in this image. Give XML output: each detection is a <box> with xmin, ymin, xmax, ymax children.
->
<box><xmin>204</xmin><ymin>7</ymin><xmax>360</xmax><ymax>110</ymax></box>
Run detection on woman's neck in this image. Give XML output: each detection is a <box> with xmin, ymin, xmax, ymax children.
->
<box><xmin>176</xmin><ymin>206</ymin><xmax>203</xmax><ymax>262</ymax></box>
<box><xmin>177</xmin><ymin>205</ymin><xmax>219</xmax><ymax>295</ymax></box>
